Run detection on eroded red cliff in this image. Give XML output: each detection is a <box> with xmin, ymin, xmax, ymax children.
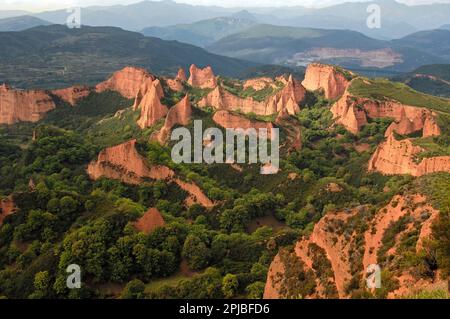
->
<box><xmin>166</xmin><ymin>68</ymin><xmax>187</xmax><ymax>92</ymax></box>
<box><xmin>156</xmin><ymin>94</ymin><xmax>192</xmax><ymax>143</ymax></box>
<box><xmin>212</xmin><ymin>110</ymin><xmax>274</xmax><ymax>139</ymax></box>
<box><xmin>264</xmin><ymin>194</ymin><xmax>441</xmax><ymax>299</ymax></box>
<box><xmin>198</xmin><ymin>75</ymin><xmax>304</xmax><ymax>116</ymax></box>
<box><xmin>0</xmin><ymin>84</ymin><xmax>56</xmax><ymax>125</ymax></box>
<box><xmin>331</xmin><ymin>90</ymin><xmax>442</xmax><ymax>137</ymax></box>
<box><xmin>367</xmin><ymin>133</ymin><xmax>450</xmax><ymax>176</ymax></box>
<box><xmin>133</xmin><ymin>207</ymin><xmax>166</xmax><ymax>234</ymax></box>
<box><xmin>52</xmin><ymin>85</ymin><xmax>90</xmax><ymax>106</ymax></box>
<box><xmin>87</xmin><ymin>140</ymin><xmax>213</xmax><ymax>207</ymax></box>
<box><xmin>136</xmin><ymin>80</ymin><xmax>169</xmax><ymax>129</ymax></box>
<box><xmin>302</xmin><ymin>63</ymin><xmax>351</xmax><ymax>100</ymax></box>
<box><xmin>0</xmin><ymin>196</ymin><xmax>16</xmax><ymax>225</ymax></box>
<box><xmin>188</xmin><ymin>64</ymin><xmax>217</xmax><ymax>89</ymax></box>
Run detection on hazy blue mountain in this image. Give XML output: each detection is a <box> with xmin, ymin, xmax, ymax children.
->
<box><xmin>21</xmin><ymin>0</ymin><xmax>449</xmax><ymax>39</ymax></box>
<box><xmin>141</xmin><ymin>11</ymin><xmax>258</xmax><ymax>47</ymax></box>
<box><xmin>0</xmin><ymin>15</ymin><xmax>51</xmax><ymax>32</ymax></box>
<box><xmin>33</xmin><ymin>0</ymin><xmax>233</xmax><ymax>31</ymax></box>
<box><xmin>441</xmin><ymin>24</ymin><xmax>450</xmax><ymax>30</ymax></box>
<box><xmin>0</xmin><ymin>25</ymin><xmax>257</xmax><ymax>89</ymax></box>
<box><xmin>393</xmin><ymin>29</ymin><xmax>450</xmax><ymax>60</ymax></box>
<box><xmin>393</xmin><ymin>64</ymin><xmax>450</xmax><ymax>98</ymax></box>
<box><xmin>206</xmin><ymin>24</ymin><xmax>449</xmax><ymax>73</ymax></box>
<box><xmin>0</xmin><ymin>10</ymin><xmax>29</xmax><ymax>19</ymax></box>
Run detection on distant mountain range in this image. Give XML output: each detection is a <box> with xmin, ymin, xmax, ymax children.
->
<box><xmin>206</xmin><ymin>24</ymin><xmax>450</xmax><ymax>73</ymax></box>
<box><xmin>0</xmin><ymin>25</ymin><xmax>257</xmax><ymax>89</ymax></box>
<box><xmin>1</xmin><ymin>0</ymin><xmax>449</xmax><ymax>40</ymax></box>
<box><xmin>0</xmin><ymin>15</ymin><xmax>51</xmax><ymax>32</ymax></box>
<box><xmin>141</xmin><ymin>11</ymin><xmax>257</xmax><ymax>47</ymax></box>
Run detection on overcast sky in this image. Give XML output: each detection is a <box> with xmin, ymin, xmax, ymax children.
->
<box><xmin>2</xmin><ymin>0</ymin><xmax>450</xmax><ymax>12</ymax></box>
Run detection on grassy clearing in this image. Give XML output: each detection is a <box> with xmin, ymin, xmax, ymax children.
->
<box><xmin>349</xmin><ymin>78</ymin><xmax>450</xmax><ymax>114</ymax></box>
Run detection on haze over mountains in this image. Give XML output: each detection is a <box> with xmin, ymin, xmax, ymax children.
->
<box><xmin>1</xmin><ymin>0</ymin><xmax>450</xmax><ymax>39</ymax></box>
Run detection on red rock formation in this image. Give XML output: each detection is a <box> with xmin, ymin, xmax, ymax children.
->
<box><xmin>243</xmin><ymin>77</ymin><xmax>276</xmax><ymax>91</ymax></box>
<box><xmin>165</xmin><ymin>68</ymin><xmax>187</xmax><ymax>92</ymax></box>
<box><xmin>87</xmin><ymin>140</ymin><xmax>174</xmax><ymax>184</ymax></box>
<box><xmin>0</xmin><ymin>196</ymin><xmax>16</xmax><ymax>225</ymax></box>
<box><xmin>302</xmin><ymin>63</ymin><xmax>350</xmax><ymax>100</ymax></box>
<box><xmin>198</xmin><ymin>75</ymin><xmax>304</xmax><ymax>116</ymax></box>
<box><xmin>133</xmin><ymin>79</ymin><xmax>164</xmax><ymax>111</ymax></box>
<box><xmin>52</xmin><ymin>86</ymin><xmax>90</xmax><ymax>106</ymax></box>
<box><xmin>212</xmin><ymin>110</ymin><xmax>274</xmax><ymax>139</ymax></box>
<box><xmin>188</xmin><ymin>64</ymin><xmax>217</xmax><ymax>89</ymax></box>
<box><xmin>95</xmin><ymin>66</ymin><xmax>155</xmax><ymax>99</ymax></box>
<box><xmin>87</xmin><ymin>140</ymin><xmax>213</xmax><ymax>207</ymax></box>
<box><xmin>157</xmin><ymin>94</ymin><xmax>192</xmax><ymax>143</ymax></box>
<box><xmin>265</xmin><ymin>194</ymin><xmax>441</xmax><ymax>299</ymax></box>
<box><xmin>0</xmin><ymin>84</ymin><xmax>55</xmax><ymax>125</ymax></box>
<box><xmin>136</xmin><ymin>81</ymin><xmax>169</xmax><ymax>129</ymax></box>
<box><xmin>331</xmin><ymin>91</ymin><xmax>442</xmax><ymax>137</ymax></box>
<box><xmin>134</xmin><ymin>208</ymin><xmax>165</xmax><ymax>234</ymax></box>
<box><xmin>368</xmin><ymin>133</ymin><xmax>450</xmax><ymax>176</ymax></box>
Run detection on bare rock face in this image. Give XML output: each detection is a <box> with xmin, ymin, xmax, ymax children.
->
<box><xmin>87</xmin><ymin>140</ymin><xmax>174</xmax><ymax>184</ymax></box>
<box><xmin>243</xmin><ymin>77</ymin><xmax>276</xmax><ymax>91</ymax></box>
<box><xmin>302</xmin><ymin>63</ymin><xmax>350</xmax><ymax>100</ymax></box>
<box><xmin>212</xmin><ymin>110</ymin><xmax>274</xmax><ymax>139</ymax></box>
<box><xmin>95</xmin><ymin>66</ymin><xmax>155</xmax><ymax>99</ymax></box>
<box><xmin>134</xmin><ymin>207</ymin><xmax>165</xmax><ymax>234</ymax></box>
<box><xmin>87</xmin><ymin>140</ymin><xmax>213</xmax><ymax>207</ymax></box>
<box><xmin>136</xmin><ymin>81</ymin><xmax>169</xmax><ymax>129</ymax></box>
<box><xmin>157</xmin><ymin>94</ymin><xmax>192</xmax><ymax>143</ymax></box>
<box><xmin>0</xmin><ymin>84</ymin><xmax>56</xmax><ymax>125</ymax></box>
<box><xmin>198</xmin><ymin>75</ymin><xmax>305</xmax><ymax>116</ymax></box>
<box><xmin>265</xmin><ymin>194</ymin><xmax>441</xmax><ymax>299</ymax></box>
<box><xmin>52</xmin><ymin>85</ymin><xmax>90</xmax><ymax>106</ymax></box>
<box><xmin>176</xmin><ymin>68</ymin><xmax>187</xmax><ymax>82</ymax></box>
<box><xmin>188</xmin><ymin>64</ymin><xmax>217</xmax><ymax>89</ymax></box>
<box><xmin>133</xmin><ymin>79</ymin><xmax>164</xmax><ymax>111</ymax></box>
<box><xmin>368</xmin><ymin>133</ymin><xmax>450</xmax><ymax>176</ymax></box>
<box><xmin>0</xmin><ymin>196</ymin><xmax>16</xmax><ymax>226</ymax></box>
<box><xmin>331</xmin><ymin>91</ymin><xmax>442</xmax><ymax>137</ymax></box>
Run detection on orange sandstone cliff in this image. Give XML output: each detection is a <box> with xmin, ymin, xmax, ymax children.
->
<box><xmin>156</xmin><ymin>94</ymin><xmax>192</xmax><ymax>143</ymax></box>
<box><xmin>188</xmin><ymin>64</ymin><xmax>217</xmax><ymax>89</ymax></box>
<box><xmin>0</xmin><ymin>196</ymin><xmax>16</xmax><ymax>225</ymax></box>
<box><xmin>264</xmin><ymin>194</ymin><xmax>441</xmax><ymax>299</ymax></box>
<box><xmin>198</xmin><ymin>75</ymin><xmax>304</xmax><ymax>116</ymax></box>
<box><xmin>212</xmin><ymin>110</ymin><xmax>274</xmax><ymax>139</ymax></box>
<box><xmin>95</xmin><ymin>66</ymin><xmax>156</xmax><ymax>99</ymax></box>
<box><xmin>331</xmin><ymin>90</ymin><xmax>442</xmax><ymax>137</ymax></box>
<box><xmin>166</xmin><ymin>68</ymin><xmax>187</xmax><ymax>92</ymax></box>
<box><xmin>302</xmin><ymin>63</ymin><xmax>350</xmax><ymax>100</ymax></box>
<box><xmin>52</xmin><ymin>85</ymin><xmax>90</xmax><ymax>106</ymax></box>
<box><xmin>133</xmin><ymin>207</ymin><xmax>166</xmax><ymax>234</ymax></box>
<box><xmin>0</xmin><ymin>84</ymin><xmax>56</xmax><ymax>125</ymax></box>
<box><xmin>367</xmin><ymin>133</ymin><xmax>450</xmax><ymax>176</ymax></box>
<box><xmin>87</xmin><ymin>140</ymin><xmax>213</xmax><ymax>207</ymax></box>
<box><xmin>136</xmin><ymin>81</ymin><xmax>169</xmax><ymax>129</ymax></box>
